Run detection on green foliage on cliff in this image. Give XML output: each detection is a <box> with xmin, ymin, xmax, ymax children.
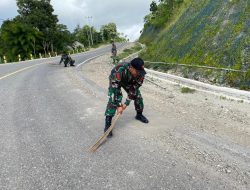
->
<box><xmin>140</xmin><ymin>0</ymin><xmax>250</xmax><ymax>88</ymax></box>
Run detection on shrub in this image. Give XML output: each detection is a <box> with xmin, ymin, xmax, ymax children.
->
<box><xmin>181</xmin><ymin>87</ymin><xmax>196</xmax><ymax>93</ymax></box>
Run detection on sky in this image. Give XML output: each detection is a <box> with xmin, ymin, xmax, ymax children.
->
<box><xmin>0</xmin><ymin>0</ymin><xmax>152</xmax><ymax>41</ymax></box>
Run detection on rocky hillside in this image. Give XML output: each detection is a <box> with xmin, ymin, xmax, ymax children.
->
<box><xmin>140</xmin><ymin>0</ymin><xmax>250</xmax><ymax>69</ymax></box>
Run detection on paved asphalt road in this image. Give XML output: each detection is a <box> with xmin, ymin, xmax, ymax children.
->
<box><xmin>0</xmin><ymin>44</ymin><xmax>248</xmax><ymax>190</ymax></box>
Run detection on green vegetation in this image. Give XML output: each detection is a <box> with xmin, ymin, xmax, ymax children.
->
<box><xmin>0</xmin><ymin>0</ymin><xmax>125</xmax><ymax>63</ymax></box>
<box><xmin>116</xmin><ymin>44</ymin><xmax>143</xmax><ymax>61</ymax></box>
<box><xmin>139</xmin><ymin>0</ymin><xmax>250</xmax><ymax>89</ymax></box>
<box><xmin>73</xmin><ymin>23</ymin><xmax>125</xmax><ymax>50</ymax></box>
<box><xmin>111</xmin><ymin>43</ymin><xmax>143</xmax><ymax>64</ymax></box>
<box><xmin>220</xmin><ymin>96</ymin><xmax>227</xmax><ymax>100</ymax></box>
<box><xmin>140</xmin><ymin>0</ymin><xmax>187</xmax><ymax>45</ymax></box>
<box><xmin>181</xmin><ymin>87</ymin><xmax>196</xmax><ymax>93</ymax></box>
<box><xmin>144</xmin><ymin>62</ymin><xmax>176</xmax><ymax>72</ymax></box>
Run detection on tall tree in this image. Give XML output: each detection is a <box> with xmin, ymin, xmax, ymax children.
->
<box><xmin>92</xmin><ymin>28</ymin><xmax>102</xmax><ymax>45</ymax></box>
<box><xmin>17</xmin><ymin>0</ymin><xmax>58</xmax><ymax>31</ymax></box>
<box><xmin>16</xmin><ymin>0</ymin><xmax>59</xmax><ymax>54</ymax></box>
<box><xmin>0</xmin><ymin>20</ymin><xmax>42</xmax><ymax>61</ymax></box>
<box><xmin>150</xmin><ymin>1</ymin><xmax>158</xmax><ymax>13</ymax></box>
<box><xmin>100</xmin><ymin>23</ymin><xmax>118</xmax><ymax>41</ymax></box>
<box><xmin>52</xmin><ymin>24</ymin><xmax>73</xmax><ymax>52</ymax></box>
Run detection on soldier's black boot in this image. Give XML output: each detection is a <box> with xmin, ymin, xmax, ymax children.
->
<box><xmin>70</xmin><ymin>60</ymin><xmax>75</xmax><ymax>66</ymax></box>
<box><xmin>104</xmin><ymin>116</ymin><xmax>113</xmax><ymax>138</ymax></box>
<box><xmin>135</xmin><ymin>112</ymin><xmax>149</xmax><ymax>123</ymax></box>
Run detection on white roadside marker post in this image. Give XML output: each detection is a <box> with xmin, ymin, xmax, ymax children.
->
<box><xmin>3</xmin><ymin>56</ymin><xmax>7</xmax><ymax>63</ymax></box>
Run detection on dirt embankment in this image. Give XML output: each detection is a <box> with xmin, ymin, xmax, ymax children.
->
<box><xmin>80</xmin><ymin>43</ymin><xmax>250</xmax><ymax>188</ymax></box>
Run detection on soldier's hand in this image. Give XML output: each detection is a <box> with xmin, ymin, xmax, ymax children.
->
<box><xmin>117</xmin><ymin>104</ymin><xmax>126</xmax><ymax>114</ymax></box>
<box><xmin>122</xmin><ymin>104</ymin><xmax>127</xmax><ymax>111</ymax></box>
<box><xmin>117</xmin><ymin>106</ymin><xmax>124</xmax><ymax>114</ymax></box>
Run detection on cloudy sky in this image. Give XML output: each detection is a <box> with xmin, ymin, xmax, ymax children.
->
<box><xmin>0</xmin><ymin>0</ymin><xmax>152</xmax><ymax>41</ymax></box>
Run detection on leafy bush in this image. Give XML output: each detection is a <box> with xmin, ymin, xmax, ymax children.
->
<box><xmin>181</xmin><ymin>87</ymin><xmax>196</xmax><ymax>93</ymax></box>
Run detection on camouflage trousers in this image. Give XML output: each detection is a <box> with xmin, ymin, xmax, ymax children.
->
<box><xmin>105</xmin><ymin>87</ymin><xmax>144</xmax><ymax>117</ymax></box>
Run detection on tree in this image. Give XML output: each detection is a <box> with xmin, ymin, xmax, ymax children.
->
<box><xmin>150</xmin><ymin>1</ymin><xmax>158</xmax><ymax>13</ymax></box>
<box><xmin>74</xmin><ymin>25</ymin><xmax>91</xmax><ymax>47</ymax></box>
<box><xmin>100</xmin><ymin>23</ymin><xmax>118</xmax><ymax>41</ymax></box>
<box><xmin>52</xmin><ymin>24</ymin><xmax>73</xmax><ymax>52</ymax></box>
<box><xmin>0</xmin><ymin>20</ymin><xmax>42</xmax><ymax>61</ymax></box>
<box><xmin>16</xmin><ymin>0</ymin><xmax>59</xmax><ymax>55</ymax></box>
<box><xmin>73</xmin><ymin>24</ymin><xmax>81</xmax><ymax>37</ymax></box>
<box><xmin>17</xmin><ymin>0</ymin><xmax>58</xmax><ymax>31</ymax></box>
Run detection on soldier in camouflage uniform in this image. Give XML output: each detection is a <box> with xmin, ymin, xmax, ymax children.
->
<box><xmin>111</xmin><ymin>41</ymin><xmax>118</xmax><ymax>63</ymax></box>
<box><xmin>104</xmin><ymin>57</ymin><xmax>149</xmax><ymax>137</ymax></box>
<box><xmin>59</xmin><ymin>53</ymin><xmax>75</xmax><ymax>67</ymax></box>
<box><xmin>111</xmin><ymin>41</ymin><xmax>117</xmax><ymax>57</ymax></box>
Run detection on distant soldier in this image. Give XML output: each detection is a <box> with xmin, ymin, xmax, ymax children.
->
<box><xmin>60</xmin><ymin>53</ymin><xmax>75</xmax><ymax>67</ymax></box>
<box><xmin>111</xmin><ymin>41</ymin><xmax>119</xmax><ymax>63</ymax></box>
<box><xmin>111</xmin><ymin>41</ymin><xmax>117</xmax><ymax>57</ymax></box>
<box><xmin>104</xmin><ymin>57</ymin><xmax>149</xmax><ymax>138</ymax></box>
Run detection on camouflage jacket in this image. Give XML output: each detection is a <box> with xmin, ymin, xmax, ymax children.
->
<box><xmin>111</xmin><ymin>44</ymin><xmax>117</xmax><ymax>52</ymax></box>
<box><xmin>60</xmin><ymin>54</ymin><xmax>72</xmax><ymax>64</ymax></box>
<box><xmin>109</xmin><ymin>62</ymin><xmax>144</xmax><ymax>106</ymax></box>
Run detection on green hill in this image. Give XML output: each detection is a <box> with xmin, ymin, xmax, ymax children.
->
<box><xmin>139</xmin><ymin>0</ymin><xmax>250</xmax><ymax>88</ymax></box>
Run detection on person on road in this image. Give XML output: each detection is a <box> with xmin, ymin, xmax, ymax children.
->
<box><xmin>111</xmin><ymin>41</ymin><xmax>119</xmax><ymax>64</ymax></box>
<box><xmin>104</xmin><ymin>57</ymin><xmax>149</xmax><ymax>137</ymax></box>
<box><xmin>111</xmin><ymin>41</ymin><xmax>117</xmax><ymax>57</ymax></box>
<box><xmin>59</xmin><ymin>52</ymin><xmax>75</xmax><ymax>67</ymax></box>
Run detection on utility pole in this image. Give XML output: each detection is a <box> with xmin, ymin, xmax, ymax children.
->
<box><xmin>86</xmin><ymin>28</ymin><xmax>91</xmax><ymax>48</ymax></box>
<box><xmin>86</xmin><ymin>16</ymin><xmax>94</xmax><ymax>46</ymax></box>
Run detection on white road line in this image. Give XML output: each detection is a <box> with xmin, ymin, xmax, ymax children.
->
<box><xmin>0</xmin><ymin>63</ymin><xmax>44</xmax><ymax>80</ymax></box>
<box><xmin>76</xmin><ymin>54</ymin><xmax>106</xmax><ymax>69</ymax></box>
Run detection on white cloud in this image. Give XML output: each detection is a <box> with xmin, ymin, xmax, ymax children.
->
<box><xmin>51</xmin><ymin>0</ymin><xmax>151</xmax><ymax>41</ymax></box>
<box><xmin>0</xmin><ymin>0</ymin><xmax>17</xmax><ymax>20</ymax></box>
<box><xmin>119</xmin><ymin>24</ymin><xmax>144</xmax><ymax>41</ymax></box>
<box><xmin>0</xmin><ymin>0</ymin><xmax>152</xmax><ymax>41</ymax></box>
<box><xmin>0</xmin><ymin>0</ymin><xmax>15</xmax><ymax>7</ymax></box>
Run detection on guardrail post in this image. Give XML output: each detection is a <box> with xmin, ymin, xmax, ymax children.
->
<box><xmin>55</xmin><ymin>52</ymin><xmax>57</xmax><ymax>56</ymax></box>
<box><xmin>39</xmin><ymin>53</ymin><xmax>42</xmax><ymax>59</ymax></box>
<box><xmin>30</xmin><ymin>54</ymin><xmax>33</xmax><ymax>60</ymax></box>
<box><xmin>18</xmin><ymin>54</ymin><xmax>21</xmax><ymax>62</ymax></box>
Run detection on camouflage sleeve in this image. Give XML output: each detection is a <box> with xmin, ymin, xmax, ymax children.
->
<box><xmin>125</xmin><ymin>75</ymin><xmax>144</xmax><ymax>106</ymax></box>
<box><xmin>60</xmin><ymin>55</ymin><xmax>66</xmax><ymax>63</ymax></box>
<box><xmin>59</xmin><ymin>56</ymin><xmax>64</xmax><ymax>63</ymax></box>
<box><xmin>109</xmin><ymin>72</ymin><xmax>123</xmax><ymax>107</ymax></box>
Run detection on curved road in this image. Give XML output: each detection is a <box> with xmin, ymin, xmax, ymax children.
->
<box><xmin>0</xmin><ymin>45</ymin><xmax>124</xmax><ymax>189</ymax></box>
<box><xmin>0</xmin><ymin>44</ymin><xmax>249</xmax><ymax>190</ymax></box>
